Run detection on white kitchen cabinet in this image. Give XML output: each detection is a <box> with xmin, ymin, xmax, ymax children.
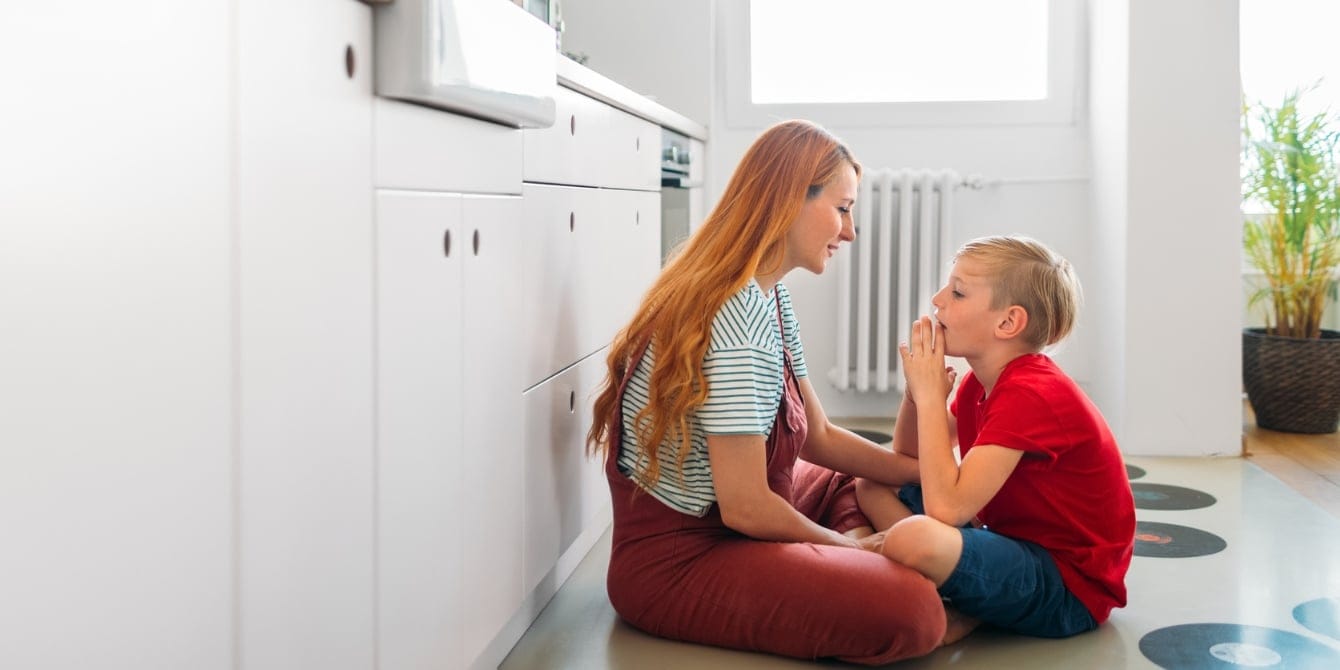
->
<box><xmin>459</xmin><ymin>194</ymin><xmax>526</xmax><ymax>664</ymax></box>
<box><xmin>521</xmin><ymin>184</ymin><xmax>660</xmax><ymax>389</ymax></box>
<box><xmin>523</xmin><ymin>85</ymin><xmax>660</xmax><ymax>191</ymax></box>
<box><xmin>375</xmin><ymin>191</ymin><xmax>465</xmax><ymax>670</ymax></box>
<box><xmin>0</xmin><ymin>5</ymin><xmax>234</xmax><ymax>669</ymax></box>
<box><xmin>522</xmin><ymin>349</ymin><xmax>611</xmax><ymax>595</ymax></box>
<box><xmin>236</xmin><ymin>1</ymin><xmax>375</xmax><ymax>668</ymax></box>
<box><xmin>375</xmin><ymin>190</ymin><xmax>524</xmax><ymax>670</ymax></box>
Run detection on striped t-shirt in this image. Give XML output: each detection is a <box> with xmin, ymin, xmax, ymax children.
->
<box><xmin>617</xmin><ymin>278</ymin><xmax>809</xmax><ymax>517</ymax></box>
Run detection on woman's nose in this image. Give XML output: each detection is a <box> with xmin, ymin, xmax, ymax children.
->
<box><xmin>840</xmin><ymin>216</ymin><xmax>856</xmax><ymax>241</ymax></box>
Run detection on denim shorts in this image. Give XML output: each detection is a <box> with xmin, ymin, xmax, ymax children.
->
<box><xmin>897</xmin><ymin>484</ymin><xmax>1097</xmax><ymax>638</ymax></box>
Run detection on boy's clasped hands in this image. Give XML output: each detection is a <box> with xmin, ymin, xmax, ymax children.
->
<box><xmin>899</xmin><ymin>315</ymin><xmax>958</xmax><ymax>406</ymax></box>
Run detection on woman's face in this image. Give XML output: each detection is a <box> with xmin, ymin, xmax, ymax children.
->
<box><xmin>784</xmin><ymin>164</ymin><xmax>858</xmax><ymax>276</ymax></box>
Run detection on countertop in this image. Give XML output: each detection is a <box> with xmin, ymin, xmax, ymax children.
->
<box><xmin>555</xmin><ymin>56</ymin><xmax>708</xmax><ymax>142</ymax></box>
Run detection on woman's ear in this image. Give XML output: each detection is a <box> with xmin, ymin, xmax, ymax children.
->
<box><xmin>995</xmin><ymin>305</ymin><xmax>1029</xmax><ymax>340</ymax></box>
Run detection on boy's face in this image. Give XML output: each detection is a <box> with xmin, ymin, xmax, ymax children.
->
<box><xmin>930</xmin><ymin>256</ymin><xmax>1006</xmax><ymax>359</ymax></box>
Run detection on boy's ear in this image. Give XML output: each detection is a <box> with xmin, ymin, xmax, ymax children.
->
<box><xmin>995</xmin><ymin>305</ymin><xmax>1029</xmax><ymax>340</ymax></box>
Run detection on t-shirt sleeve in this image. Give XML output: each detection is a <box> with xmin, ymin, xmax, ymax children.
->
<box><xmin>777</xmin><ymin>284</ymin><xmax>808</xmax><ymax>378</ymax></box>
<box><xmin>699</xmin><ymin>345</ymin><xmax>781</xmax><ymax>435</ymax></box>
<box><xmin>972</xmin><ymin>385</ymin><xmax>1063</xmax><ymax>464</ymax></box>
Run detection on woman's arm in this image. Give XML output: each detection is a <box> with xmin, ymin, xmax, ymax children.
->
<box><xmin>708</xmin><ymin>433</ymin><xmax>861</xmax><ymax>547</ymax></box>
<box><xmin>795</xmin><ymin>377</ymin><xmax>919</xmax><ymax>485</ymax></box>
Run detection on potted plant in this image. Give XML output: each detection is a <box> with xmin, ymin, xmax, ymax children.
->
<box><xmin>1241</xmin><ymin>88</ymin><xmax>1340</xmax><ymax>433</ymax></box>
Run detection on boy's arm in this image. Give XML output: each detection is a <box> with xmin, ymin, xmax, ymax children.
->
<box><xmin>891</xmin><ymin>382</ymin><xmax>958</xmax><ymax>461</ymax></box>
<box><xmin>901</xmin><ymin>317</ymin><xmax>1017</xmax><ymax>526</ymax></box>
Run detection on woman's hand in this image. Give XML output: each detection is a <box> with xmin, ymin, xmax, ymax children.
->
<box><xmin>899</xmin><ymin>316</ymin><xmax>956</xmax><ymax>408</ymax></box>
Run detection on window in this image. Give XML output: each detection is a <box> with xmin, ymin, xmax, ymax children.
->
<box><xmin>1240</xmin><ymin>0</ymin><xmax>1340</xmax><ymax>119</ymax></box>
<box><xmin>722</xmin><ymin>0</ymin><xmax>1079</xmax><ymax>127</ymax></box>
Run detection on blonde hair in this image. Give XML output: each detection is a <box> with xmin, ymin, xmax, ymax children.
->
<box><xmin>586</xmin><ymin>120</ymin><xmax>860</xmax><ymax>491</ymax></box>
<box><xmin>955</xmin><ymin>235</ymin><xmax>1081</xmax><ymax>350</ymax></box>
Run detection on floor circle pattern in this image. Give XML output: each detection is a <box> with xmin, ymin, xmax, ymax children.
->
<box><xmin>1139</xmin><ymin>623</ymin><xmax>1340</xmax><ymax>669</ymax></box>
<box><xmin>1134</xmin><ymin>521</ymin><xmax>1227</xmax><ymax>558</ymax></box>
<box><xmin>1292</xmin><ymin>597</ymin><xmax>1340</xmax><ymax>643</ymax></box>
<box><xmin>1127</xmin><ymin>464</ymin><xmax>1147</xmax><ymax>480</ymax></box>
<box><xmin>1131</xmin><ymin>482</ymin><xmax>1217</xmax><ymax>510</ymax></box>
<box><xmin>851</xmin><ymin>429</ymin><xmax>893</xmax><ymax>445</ymax></box>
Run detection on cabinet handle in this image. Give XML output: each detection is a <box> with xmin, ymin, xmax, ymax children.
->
<box><xmin>635</xmin><ymin>210</ymin><xmax>640</xmax><ymax>226</ymax></box>
<box><xmin>443</xmin><ymin>229</ymin><xmax>451</xmax><ymax>257</ymax></box>
<box><xmin>569</xmin><ymin>389</ymin><xmax>575</xmax><ymax>413</ymax></box>
<box><xmin>636</xmin><ymin>136</ymin><xmax>640</xmax><ymax>151</ymax></box>
<box><xmin>472</xmin><ymin>229</ymin><xmax>480</xmax><ymax>256</ymax></box>
<box><xmin>345</xmin><ymin>45</ymin><xmax>355</xmax><ymax>79</ymax></box>
<box><xmin>569</xmin><ymin>212</ymin><xmax>575</xmax><ymax>233</ymax></box>
<box><xmin>569</xmin><ymin>114</ymin><xmax>576</xmax><ymax>136</ymax></box>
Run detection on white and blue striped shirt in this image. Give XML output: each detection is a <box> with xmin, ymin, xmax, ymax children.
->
<box><xmin>617</xmin><ymin>279</ymin><xmax>808</xmax><ymax>517</ymax></box>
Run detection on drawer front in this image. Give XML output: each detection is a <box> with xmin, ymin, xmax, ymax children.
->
<box><xmin>374</xmin><ymin>98</ymin><xmax>523</xmax><ymax>194</ymax></box>
<box><xmin>523</xmin><ymin>86</ymin><xmax>659</xmax><ymax>191</ymax></box>
<box><xmin>520</xmin><ymin>185</ymin><xmax>662</xmax><ymax>388</ymax></box>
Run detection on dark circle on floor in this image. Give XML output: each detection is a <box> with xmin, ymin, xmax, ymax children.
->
<box><xmin>1134</xmin><ymin>521</ymin><xmax>1227</xmax><ymax>558</ymax></box>
<box><xmin>1293</xmin><ymin>597</ymin><xmax>1340</xmax><ymax>643</ymax></box>
<box><xmin>1131</xmin><ymin>482</ymin><xmax>1217</xmax><ymax>510</ymax></box>
<box><xmin>1140</xmin><ymin>623</ymin><xmax>1340</xmax><ymax>669</ymax></box>
<box><xmin>852</xmin><ymin>428</ymin><xmax>893</xmax><ymax>444</ymax></box>
<box><xmin>1126</xmin><ymin>464</ymin><xmax>1147</xmax><ymax>480</ymax></box>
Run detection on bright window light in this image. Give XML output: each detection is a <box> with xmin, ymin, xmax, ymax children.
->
<box><xmin>749</xmin><ymin>0</ymin><xmax>1049</xmax><ymax>104</ymax></box>
<box><xmin>1240</xmin><ymin>0</ymin><xmax>1340</xmax><ymax>117</ymax></box>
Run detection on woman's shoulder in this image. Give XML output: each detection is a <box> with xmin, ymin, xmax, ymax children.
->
<box><xmin>708</xmin><ymin>280</ymin><xmax>774</xmax><ymax>351</ymax></box>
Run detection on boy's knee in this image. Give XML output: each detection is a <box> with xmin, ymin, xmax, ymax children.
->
<box><xmin>882</xmin><ymin>515</ymin><xmax>950</xmax><ymax>574</ymax></box>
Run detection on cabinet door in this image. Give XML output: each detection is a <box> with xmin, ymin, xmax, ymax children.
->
<box><xmin>460</xmin><ymin>194</ymin><xmax>526</xmax><ymax>665</ymax></box>
<box><xmin>520</xmin><ymin>183</ymin><xmax>610</xmax><ymax>388</ymax></box>
<box><xmin>591</xmin><ymin>189</ymin><xmax>662</xmax><ymax>347</ymax></box>
<box><xmin>601</xmin><ymin>107</ymin><xmax>661</xmax><ymax>191</ymax></box>
<box><xmin>522</xmin><ymin>347</ymin><xmax>613</xmax><ymax>596</ymax></box>
<box><xmin>523</xmin><ymin>86</ymin><xmax>608</xmax><ymax>186</ymax></box>
<box><xmin>1</xmin><ymin>5</ymin><xmax>233</xmax><ymax>668</ymax></box>
<box><xmin>236</xmin><ymin>1</ymin><xmax>375</xmax><ymax>667</ymax></box>
<box><xmin>375</xmin><ymin>191</ymin><xmax>465</xmax><ymax>670</ymax></box>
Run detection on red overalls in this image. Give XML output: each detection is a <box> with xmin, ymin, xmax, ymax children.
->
<box><xmin>602</xmin><ymin>309</ymin><xmax>945</xmax><ymax>665</ymax></box>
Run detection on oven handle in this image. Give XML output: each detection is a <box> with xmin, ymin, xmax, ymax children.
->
<box><xmin>661</xmin><ymin>176</ymin><xmax>703</xmax><ymax>189</ymax></box>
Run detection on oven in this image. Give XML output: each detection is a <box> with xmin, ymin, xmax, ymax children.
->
<box><xmin>660</xmin><ymin>128</ymin><xmax>701</xmax><ymax>264</ymax></box>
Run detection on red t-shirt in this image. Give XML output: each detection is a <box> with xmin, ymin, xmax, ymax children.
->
<box><xmin>951</xmin><ymin>354</ymin><xmax>1135</xmax><ymax>623</ymax></box>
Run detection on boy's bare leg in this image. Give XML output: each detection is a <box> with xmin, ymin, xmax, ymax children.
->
<box><xmin>843</xmin><ymin>525</ymin><xmax>874</xmax><ymax>539</ymax></box>
<box><xmin>941</xmin><ymin>607</ymin><xmax>981</xmax><ymax>646</ymax></box>
<box><xmin>854</xmin><ymin>478</ymin><xmax>917</xmax><ymax>530</ymax></box>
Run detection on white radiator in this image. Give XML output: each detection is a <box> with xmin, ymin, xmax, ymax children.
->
<box><xmin>831</xmin><ymin>168</ymin><xmax>960</xmax><ymax>393</ymax></box>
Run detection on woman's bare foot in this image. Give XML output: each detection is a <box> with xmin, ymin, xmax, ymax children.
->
<box><xmin>941</xmin><ymin>606</ymin><xmax>980</xmax><ymax>646</ymax></box>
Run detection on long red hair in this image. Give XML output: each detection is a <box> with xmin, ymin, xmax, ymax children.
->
<box><xmin>586</xmin><ymin>120</ymin><xmax>860</xmax><ymax>492</ymax></box>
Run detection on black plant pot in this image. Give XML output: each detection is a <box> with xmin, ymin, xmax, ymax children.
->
<box><xmin>1242</xmin><ymin>328</ymin><xmax>1340</xmax><ymax>434</ymax></box>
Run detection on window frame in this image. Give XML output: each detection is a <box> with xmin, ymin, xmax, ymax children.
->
<box><xmin>721</xmin><ymin>0</ymin><xmax>1082</xmax><ymax>129</ymax></box>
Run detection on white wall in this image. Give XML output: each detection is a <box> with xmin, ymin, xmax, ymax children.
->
<box><xmin>554</xmin><ymin>0</ymin><xmax>1246</xmax><ymax>456</ymax></box>
<box><xmin>1118</xmin><ymin>0</ymin><xmax>1242</xmax><ymax>456</ymax></box>
<box><xmin>558</xmin><ymin>0</ymin><xmax>713</xmax><ymax>125</ymax></box>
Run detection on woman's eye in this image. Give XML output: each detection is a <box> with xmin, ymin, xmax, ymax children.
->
<box><xmin>838</xmin><ymin>206</ymin><xmax>851</xmax><ymax>214</ymax></box>
<box><xmin>952</xmin><ymin>290</ymin><xmax>964</xmax><ymax>298</ymax></box>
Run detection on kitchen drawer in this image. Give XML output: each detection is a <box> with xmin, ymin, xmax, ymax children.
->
<box><xmin>522</xmin><ymin>86</ymin><xmax>659</xmax><ymax>191</ymax></box>
<box><xmin>521</xmin><ymin>349</ymin><xmax>610</xmax><ymax>595</ymax></box>
<box><xmin>374</xmin><ymin>98</ymin><xmax>523</xmax><ymax>194</ymax></box>
<box><xmin>520</xmin><ymin>184</ymin><xmax>660</xmax><ymax>388</ymax></box>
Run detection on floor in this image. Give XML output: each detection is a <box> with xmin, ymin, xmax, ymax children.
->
<box><xmin>501</xmin><ymin>408</ymin><xmax>1340</xmax><ymax>669</ymax></box>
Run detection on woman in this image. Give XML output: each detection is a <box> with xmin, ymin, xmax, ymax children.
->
<box><xmin>586</xmin><ymin>120</ymin><xmax>945</xmax><ymax>664</ymax></box>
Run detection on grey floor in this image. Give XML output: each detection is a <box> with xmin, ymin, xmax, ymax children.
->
<box><xmin>501</xmin><ymin>453</ymin><xmax>1340</xmax><ymax>669</ymax></box>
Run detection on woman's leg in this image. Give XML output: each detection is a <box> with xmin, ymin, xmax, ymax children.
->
<box><xmin>618</xmin><ymin>537</ymin><xmax>946</xmax><ymax>665</ymax></box>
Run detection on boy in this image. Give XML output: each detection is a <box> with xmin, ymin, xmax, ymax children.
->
<box><xmin>855</xmin><ymin>236</ymin><xmax>1134</xmax><ymax>645</ymax></box>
